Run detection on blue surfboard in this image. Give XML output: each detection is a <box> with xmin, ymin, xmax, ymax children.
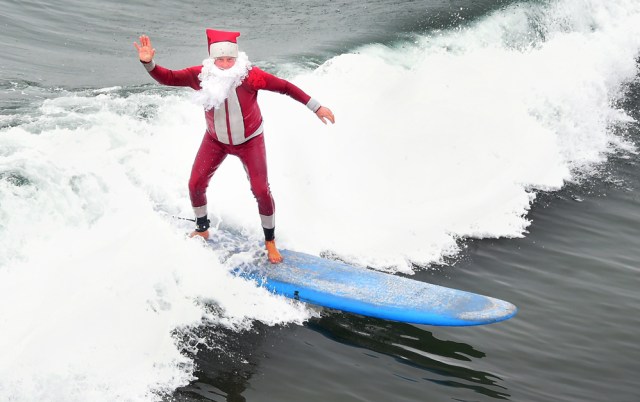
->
<box><xmin>224</xmin><ymin>246</ymin><xmax>517</xmax><ymax>326</ymax></box>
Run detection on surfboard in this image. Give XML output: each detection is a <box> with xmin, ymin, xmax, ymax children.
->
<box><xmin>223</xmin><ymin>245</ymin><xmax>517</xmax><ymax>326</ymax></box>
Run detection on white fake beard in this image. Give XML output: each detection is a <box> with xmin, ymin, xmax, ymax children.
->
<box><xmin>193</xmin><ymin>52</ymin><xmax>251</xmax><ymax>111</ymax></box>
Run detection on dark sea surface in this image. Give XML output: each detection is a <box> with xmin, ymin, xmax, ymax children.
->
<box><xmin>1</xmin><ymin>0</ymin><xmax>639</xmax><ymax>401</ymax></box>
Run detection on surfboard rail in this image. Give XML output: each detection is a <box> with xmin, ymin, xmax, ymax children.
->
<box><xmin>232</xmin><ymin>249</ymin><xmax>517</xmax><ymax>326</ymax></box>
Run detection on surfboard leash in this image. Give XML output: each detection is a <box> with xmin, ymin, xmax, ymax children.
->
<box><xmin>172</xmin><ymin>215</ymin><xmax>196</xmax><ymax>222</ymax></box>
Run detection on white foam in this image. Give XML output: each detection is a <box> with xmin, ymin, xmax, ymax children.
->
<box><xmin>0</xmin><ymin>92</ymin><xmax>311</xmax><ymax>401</ymax></box>
<box><xmin>255</xmin><ymin>0</ymin><xmax>640</xmax><ymax>271</ymax></box>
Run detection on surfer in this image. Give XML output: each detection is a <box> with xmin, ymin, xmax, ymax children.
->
<box><xmin>134</xmin><ymin>29</ymin><xmax>335</xmax><ymax>264</ymax></box>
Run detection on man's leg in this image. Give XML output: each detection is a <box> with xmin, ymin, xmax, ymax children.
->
<box><xmin>235</xmin><ymin>135</ymin><xmax>282</xmax><ymax>263</ymax></box>
<box><xmin>188</xmin><ymin>134</ymin><xmax>227</xmax><ymax>238</ymax></box>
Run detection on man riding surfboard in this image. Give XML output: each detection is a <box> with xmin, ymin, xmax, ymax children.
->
<box><xmin>134</xmin><ymin>29</ymin><xmax>335</xmax><ymax>263</ymax></box>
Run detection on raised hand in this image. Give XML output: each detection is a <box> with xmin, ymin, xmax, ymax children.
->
<box><xmin>134</xmin><ymin>35</ymin><xmax>155</xmax><ymax>63</ymax></box>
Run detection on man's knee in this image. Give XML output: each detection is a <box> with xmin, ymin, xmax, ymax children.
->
<box><xmin>251</xmin><ymin>182</ymin><xmax>271</xmax><ymax>200</ymax></box>
<box><xmin>189</xmin><ymin>174</ymin><xmax>209</xmax><ymax>201</ymax></box>
<box><xmin>188</xmin><ymin>176</ymin><xmax>202</xmax><ymax>194</ymax></box>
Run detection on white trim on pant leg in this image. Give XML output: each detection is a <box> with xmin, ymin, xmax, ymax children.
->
<box><xmin>193</xmin><ymin>205</ymin><xmax>208</xmax><ymax>218</ymax></box>
<box><xmin>260</xmin><ymin>214</ymin><xmax>275</xmax><ymax>229</ymax></box>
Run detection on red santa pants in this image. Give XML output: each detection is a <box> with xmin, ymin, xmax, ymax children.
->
<box><xmin>188</xmin><ymin>133</ymin><xmax>275</xmax><ymax>227</ymax></box>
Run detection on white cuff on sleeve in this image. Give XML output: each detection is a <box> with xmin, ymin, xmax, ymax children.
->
<box><xmin>142</xmin><ymin>60</ymin><xmax>156</xmax><ymax>72</ymax></box>
<box><xmin>306</xmin><ymin>98</ymin><xmax>321</xmax><ymax>112</ymax></box>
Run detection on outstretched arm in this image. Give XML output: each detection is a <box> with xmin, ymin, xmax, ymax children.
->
<box><xmin>249</xmin><ymin>67</ymin><xmax>336</xmax><ymax>125</ymax></box>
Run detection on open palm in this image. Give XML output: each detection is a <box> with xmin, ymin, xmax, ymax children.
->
<box><xmin>134</xmin><ymin>35</ymin><xmax>155</xmax><ymax>62</ymax></box>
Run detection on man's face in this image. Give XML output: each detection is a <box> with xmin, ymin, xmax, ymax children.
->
<box><xmin>214</xmin><ymin>57</ymin><xmax>237</xmax><ymax>70</ymax></box>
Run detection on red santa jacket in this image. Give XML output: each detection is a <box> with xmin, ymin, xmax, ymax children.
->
<box><xmin>143</xmin><ymin>61</ymin><xmax>321</xmax><ymax>145</ymax></box>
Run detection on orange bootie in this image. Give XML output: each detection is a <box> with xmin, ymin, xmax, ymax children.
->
<box><xmin>265</xmin><ymin>240</ymin><xmax>283</xmax><ymax>264</ymax></box>
<box><xmin>189</xmin><ymin>230</ymin><xmax>210</xmax><ymax>240</ymax></box>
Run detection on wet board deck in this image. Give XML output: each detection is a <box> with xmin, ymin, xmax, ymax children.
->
<box><xmin>226</xmin><ymin>247</ymin><xmax>517</xmax><ymax>326</ymax></box>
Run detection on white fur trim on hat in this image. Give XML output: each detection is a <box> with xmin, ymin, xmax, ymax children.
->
<box><xmin>209</xmin><ymin>41</ymin><xmax>238</xmax><ymax>58</ymax></box>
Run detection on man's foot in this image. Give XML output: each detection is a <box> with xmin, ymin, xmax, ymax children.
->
<box><xmin>189</xmin><ymin>230</ymin><xmax>210</xmax><ymax>240</ymax></box>
<box><xmin>189</xmin><ymin>216</ymin><xmax>210</xmax><ymax>240</ymax></box>
<box><xmin>265</xmin><ymin>240</ymin><xmax>283</xmax><ymax>264</ymax></box>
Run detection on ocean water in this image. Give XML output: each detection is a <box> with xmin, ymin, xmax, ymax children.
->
<box><xmin>1</xmin><ymin>0</ymin><xmax>639</xmax><ymax>401</ymax></box>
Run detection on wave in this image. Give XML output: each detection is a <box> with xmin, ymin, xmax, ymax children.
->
<box><xmin>264</xmin><ymin>0</ymin><xmax>640</xmax><ymax>270</ymax></box>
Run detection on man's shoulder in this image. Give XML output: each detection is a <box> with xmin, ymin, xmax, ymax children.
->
<box><xmin>245</xmin><ymin>66</ymin><xmax>268</xmax><ymax>89</ymax></box>
<box><xmin>247</xmin><ymin>66</ymin><xmax>266</xmax><ymax>78</ymax></box>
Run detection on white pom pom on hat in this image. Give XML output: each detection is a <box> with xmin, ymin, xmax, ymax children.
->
<box><xmin>206</xmin><ymin>29</ymin><xmax>240</xmax><ymax>58</ymax></box>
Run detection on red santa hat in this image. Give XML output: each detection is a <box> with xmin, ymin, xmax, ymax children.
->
<box><xmin>206</xmin><ymin>29</ymin><xmax>240</xmax><ymax>58</ymax></box>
